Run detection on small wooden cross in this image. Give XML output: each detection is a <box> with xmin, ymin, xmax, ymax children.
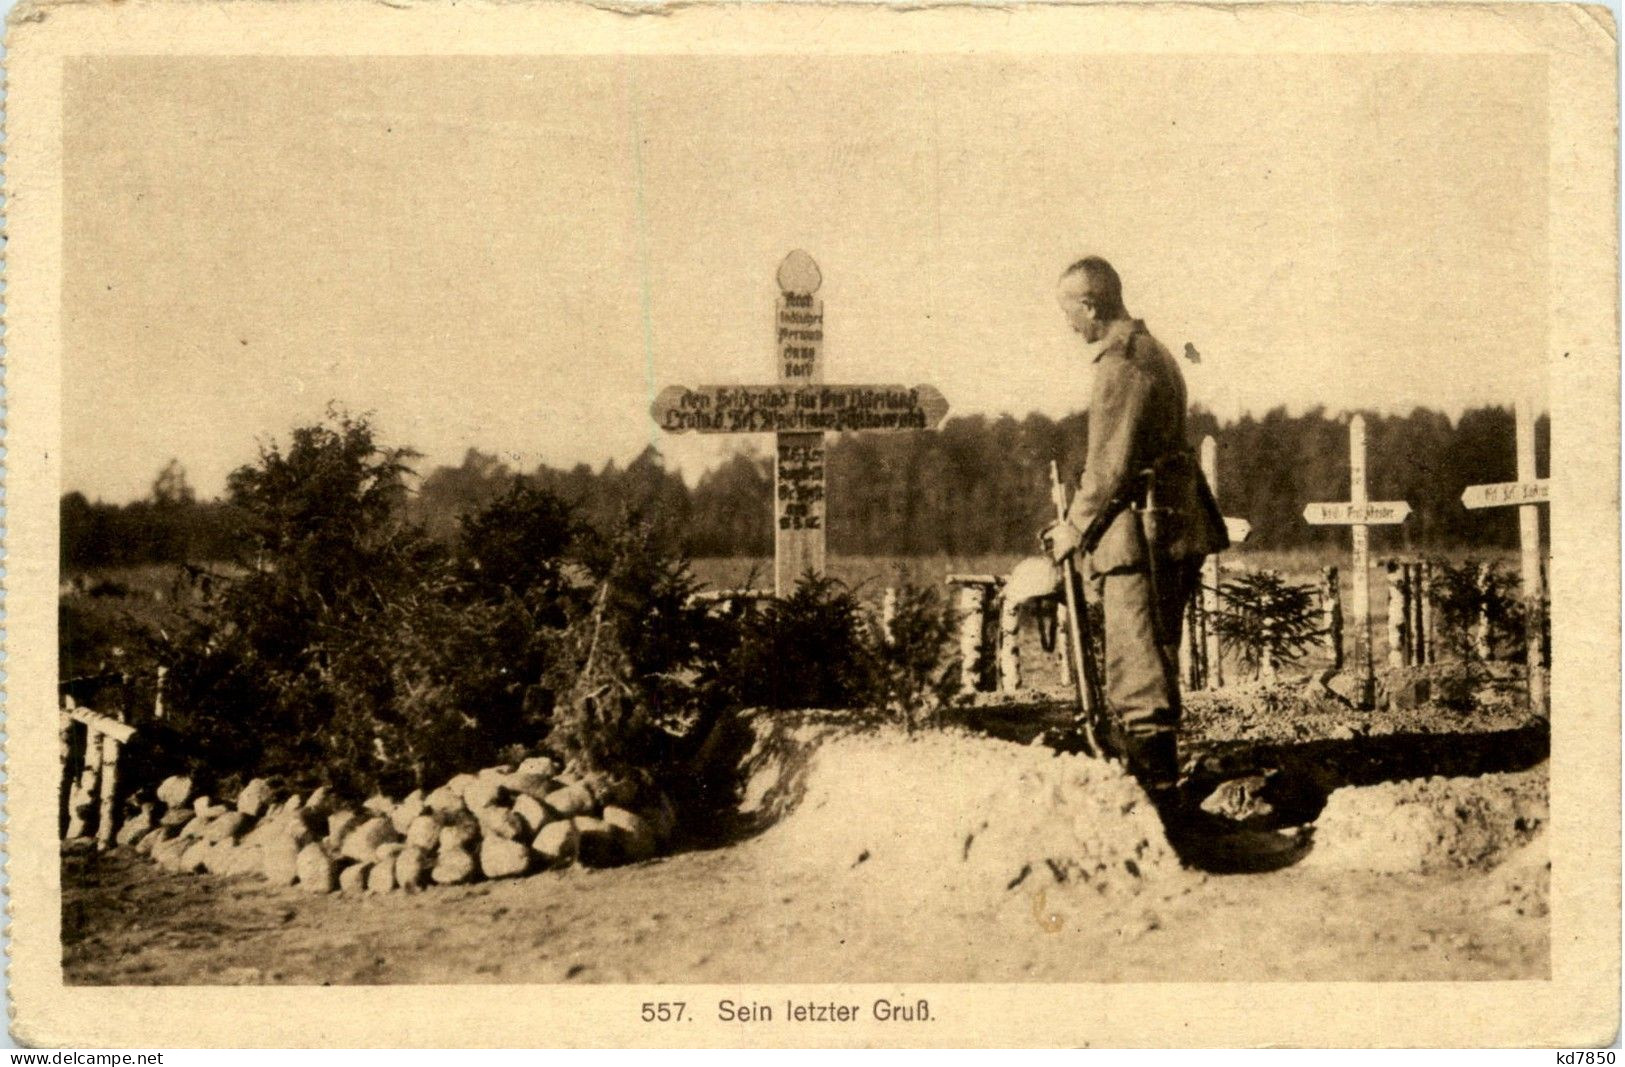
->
<box><xmin>1460</xmin><ymin>397</ymin><xmax>1550</xmax><ymax>716</ymax></box>
<box><xmin>1302</xmin><ymin>414</ymin><xmax>1412</xmax><ymax>707</ymax></box>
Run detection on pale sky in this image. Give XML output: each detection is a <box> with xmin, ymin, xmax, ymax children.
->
<box><xmin>64</xmin><ymin>53</ymin><xmax>1548</xmax><ymax>503</ymax></box>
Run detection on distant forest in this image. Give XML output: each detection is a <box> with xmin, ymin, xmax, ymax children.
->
<box><xmin>62</xmin><ymin>405</ymin><xmax>1548</xmax><ymax>571</ymax></box>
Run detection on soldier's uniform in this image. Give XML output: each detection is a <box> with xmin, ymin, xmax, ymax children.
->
<box><xmin>1065</xmin><ymin>317</ymin><xmax>1227</xmax><ymax>787</ymax></box>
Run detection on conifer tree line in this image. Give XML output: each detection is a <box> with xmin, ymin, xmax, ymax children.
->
<box><xmin>61</xmin><ymin>404</ymin><xmax>1548</xmax><ymax>570</ymax></box>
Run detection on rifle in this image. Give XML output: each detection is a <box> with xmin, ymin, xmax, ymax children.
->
<box><xmin>1048</xmin><ymin>460</ymin><xmax>1109</xmax><ymax>759</ymax></box>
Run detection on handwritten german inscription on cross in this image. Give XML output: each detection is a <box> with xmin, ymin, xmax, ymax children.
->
<box><xmin>651</xmin><ymin>251</ymin><xmax>949</xmax><ymax>596</ymax></box>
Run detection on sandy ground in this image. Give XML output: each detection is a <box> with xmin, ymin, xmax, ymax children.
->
<box><xmin>65</xmin><ymin>838</ymin><xmax>1546</xmax><ymax>986</ymax></box>
<box><xmin>63</xmin><ymin>682</ymin><xmax>1549</xmax><ymax>985</ymax></box>
<box><xmin>61</xmin><ymin>818</ymin><xmax>1547</xmax><ymax>985</ymax></box>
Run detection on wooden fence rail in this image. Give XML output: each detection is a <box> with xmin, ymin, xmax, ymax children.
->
<box><xmin>59</xmin><ymin>698</ymin><xmax>136</xmax><ymax>849</ymax></box>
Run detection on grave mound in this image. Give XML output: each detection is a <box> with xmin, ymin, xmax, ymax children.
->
<box><xmin>745</xmin><ymin>717</ymin><xmax>1184</xmax><ymax>910</ymax></box>
<box><xmin>1305</xmin><ymin>767</ymin><xmax>1547</xmax><ymax>874</ymax></box>
<box><xmin>739</xmin><ymin>711</ymin><xmax>1549</xmax><ymax>905</ymax></box>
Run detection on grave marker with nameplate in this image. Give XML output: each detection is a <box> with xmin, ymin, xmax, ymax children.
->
<box><xmin>1301</xmin><ymin>414</ymin><xmax>1412</xmax><ymax>709</ymax></box>
<box><xmin>1459</xmin><ymin>398</ymin><xmax>1550</xmax><ymax>717</ymax></box>
<box><xmin>652</xmin><ymin>252</ymin><xmax>950</xmax><ymax>596</ymax></box>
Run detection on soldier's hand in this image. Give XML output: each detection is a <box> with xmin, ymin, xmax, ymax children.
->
<box><xmin>1041</xmin><ymin>520</ymin><xmax>1083</xmax><ymax>563</ymax></box>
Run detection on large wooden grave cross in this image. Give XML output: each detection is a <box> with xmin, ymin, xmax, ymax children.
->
<box><xmin>1302</xmin><ymin>414</ymin><xmax>1412</xmax><ymax>707</ymax></box>
<box><xmin>1460</xmin><ymin>396</ymin><xmax>1550</xmax><ymax>717</ymax></box>
<box><xmin>651</xmin><ymin>251</ymin><xmax>950</xmax><ymax>595</ymax></box>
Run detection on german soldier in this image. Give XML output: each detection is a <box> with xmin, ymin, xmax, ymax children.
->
<box><xmin>1042</xmin><ymin>256</ymin><xmax>1228</xmax><ymax>797</ymax></box>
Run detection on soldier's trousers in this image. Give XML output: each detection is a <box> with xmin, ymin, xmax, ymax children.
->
<box><xmin>1095</xmin><ymin>558</ymin><xmax>1204</xmax><ymax>742</ymax></box>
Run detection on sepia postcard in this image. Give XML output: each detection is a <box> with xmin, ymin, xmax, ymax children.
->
<box><xmin>5</xmin><ymin>0</ymin><xmax>1619</xmax><ymax>1049</ymax></box>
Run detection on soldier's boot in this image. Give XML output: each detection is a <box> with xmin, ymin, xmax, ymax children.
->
<box><xmin>1124</xmin><ymin>727</ymin><xmax>1209</xmax><ymax>831</ymax></box>
<box><xmin>1126</xmin><ymin>730</ymin><xmax>1311</xmax><ymax>874</ymax></box>
<box><xmin>1122</xmin><ymin>728</ymin><xmax>1180</xmax><ymax>796</ymax></box>
<box><xmin>1090</xmin><ymin>713</ymin><xmax>1128</xmax><ymax>764</ymax></box>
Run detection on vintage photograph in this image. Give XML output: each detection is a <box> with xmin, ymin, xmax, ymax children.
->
<box><xmin>7</xmin><ymin>0</ymin><xmax>1618</xmax><ymax>1048</ymax></box>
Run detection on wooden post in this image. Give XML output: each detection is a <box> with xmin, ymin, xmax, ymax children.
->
<box><xmin>997</xmin><ymin>594</ymin><xmax>1022</xmax><ymax>693</ymax></box>
<box><xmin>1348</xmin><ymin>416</ymin><xmax>1374</xmax><ymax>704</ymax></box>
<box><xmin>1515</xmin><ymin>397</ymin><xmax>1548</xmax><ymax>717</ymax></box>
<box><xmin>1408</xmin><ymin>562</ymin><xmax>1426</xmax><ymax>666</ymax></box>
<box><xmin>880</xmin><ymin>587</ymin><xmax>897</xmax><ymax>644</ymax></box>
<box><xmin>1475</xmin><ymin>562</ymin><xmax>1494</xmax><ymax>660</ymax></box>
<box><xmin>1200</xmin><ymin>436</ymin><xmax>1225</xmax><ymax>690</ymax></box>
<box><xmin>956</xmin><ymin>583</ymin><xmax>988</xmax><ymax>692</ymax></box>
<box><xmin>1055</xmin><ymin>602</ymin><xmax>1073</xmax><ymax>681</ymax></box>
<box><xmin>1178</xmin><ymin>608</ymin><xmax>1195</xmax><ymax>689</ymax></box>
<box><xmin>1193</xmin><ymin>596</ymin><xmax>1209</xmax><ymax>689</ymax></box>
<box><xmin>59</xmin><ymin>710</ymin><xmax>75</xmax><ymax>838</ymax></box>
<box><xmin>1421</xmin><ymin>559</ymin><xmax>1437</xmax><ymax>664</ymax></box>
<box><xmin>97</xmin><ymin>738</ymin><xmax>121</xmax><ymax>851</ymax></box>
<box><xmin>1321</xmin><ymin>565</ymin><xmax>1344</xmax><ymax>670</ymax></box>
<box><xmin>947</xmin><ymin>575</ymin><xmax>1000</xmax><ymax>692</ymax></box>
<box><xmin>1385</xmin><ymin>561</ymin><xmax>1407</xmax><ymax>668</ymax></box>
<box><xmin>154</xmin><ymin>665</ymin><xmax>168</xmax><ymax>720</ymax></box>
<box><xmin>1181</xmin><ymin>597</ymin><xmax>1203</xmax><ymax>689</ymax></box>
<box><xmin>1398</xmin><ymin>562</ymin><xmax>1412</xmax><ymax>665</ymax></box>
<box><xmin>1397</xmin><ymin>560</ymin><xmax>1412</xmax><ymax>666</ymax></box>
<box><xmin>67</xmin><ymin>728</ymin><xmax>102</xmax><ymax>839</ymax></box>
<box><xmin>1198</xmin><ymin>597</ymin><xmax>1211</xmax><ymax>688</ymax></box>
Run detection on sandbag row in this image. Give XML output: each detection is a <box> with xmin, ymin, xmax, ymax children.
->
<box><xmin>117</xmin><ymin>757</ymin><xmax>679</xmax><ymax>894</ymax></box>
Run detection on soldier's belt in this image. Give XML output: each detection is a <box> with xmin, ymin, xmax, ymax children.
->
<box><xmin>1078</xmin><ymin>450</ymin><xmax>1196</xmax><ymax>555</ymax></box>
